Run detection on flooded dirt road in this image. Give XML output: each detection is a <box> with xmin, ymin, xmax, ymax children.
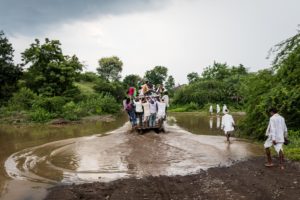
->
<box><xmin>1</xmin><ymin>113</ymin><xmax>262</xmax><ymax>200</ymax></box>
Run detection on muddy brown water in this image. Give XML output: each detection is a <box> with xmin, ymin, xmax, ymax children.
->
<box><xmin>0</xmin><ymin>113</ymin><xmax>262</xmax><ymax>200</ymax></box>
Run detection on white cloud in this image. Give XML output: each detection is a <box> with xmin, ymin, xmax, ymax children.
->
<box><xmin>7</xmin><ymin>0</ymin><xmax>300</xmax><ymax>84</ymax></box>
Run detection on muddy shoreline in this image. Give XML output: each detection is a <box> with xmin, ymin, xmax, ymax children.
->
<box><xmin>45</xmin><ymin>156</ymin><xmax>300</xmax><ymax>200</ymax></box>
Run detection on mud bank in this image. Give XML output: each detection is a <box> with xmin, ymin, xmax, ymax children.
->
<box><xmin>45</xmin><ymin>157</ymin><xmax>300</xmax><ymax>200</ymax></box>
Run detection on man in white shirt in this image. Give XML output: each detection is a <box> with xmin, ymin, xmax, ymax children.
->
<box><xmin>264</xmin><ymin>108</ymin><xmax>288</xmax><ymax>169</ymax></box>
<box><xmin>221</xmin><ymin>109</ymin><xmax>235</xmax><ymax>142</ymax></box>
<box><xmin>134</xmin><ymin>98</ymin><xmax>143</xmax><ymax>127</ymax></box>
<box><xmin>149</xmin><ymin>98</ymin><xmax>157</xmax><ymax>127</ymax></box>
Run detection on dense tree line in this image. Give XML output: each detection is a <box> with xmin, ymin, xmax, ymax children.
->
<box><xmin>173</xmin><ymin>62</ymin><xmax>248</xmax><ymax>108</ymax></box>
<box><xmin>0</xmin><ymin>31</ymin><xmax>176</xmax><ymax>122</ymax></box>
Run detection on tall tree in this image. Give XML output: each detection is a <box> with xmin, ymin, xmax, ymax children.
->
<box><xmin>97</xmin><ymin>56</ymin><xmax>123</xmax><ymax>82</ymax></box>
<box><xmin>0</xmin><ymin>31</ymin><xmax>22</xmax><ymax>104</ymax></box>
<box><xmin>123</xmin><ymin>74</ymin><xmax>141</xmax><ymax>88</ymax></box>
<box><xmin>22</xmin><ymin>38</ymin><xmax>83</xmax><ymax>96</ymax></box>
<box><xmin>187</xmin><ymin>72</ymin><xmax>199</xmax><ymax>83</ymax></box>
<box><xmin>165</xmin><ymin>75</ymin><xmax>175</xmax><ymax>91</ymax></box>
<box><xmin>201</xmin><ymin>62</ymin><xmax>230</xmax><ymax>80</ymax></box>
<box><xmin>144</xmin><ymin>66</ymin><xmax>168</xmax><ymax>86</ymax></box>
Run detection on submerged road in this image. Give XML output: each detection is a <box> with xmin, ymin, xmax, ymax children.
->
<box><xmin>2</xmin><ymin>121</ymin><xmax>261</xmax><ymax>200</ymax></box>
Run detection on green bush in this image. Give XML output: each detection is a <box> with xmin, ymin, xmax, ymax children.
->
<box><xmin>285</xmin><ymin>130</ymin><xmax>300</xmax><ymax>161</ymax></box>
<box><xmin>173</xmin><ymin>80</ymin><xmax>227</xmax><ymax>108</ymax></box>
<box><xmin>62</xmin><ymin>101</ymin><xmax>81</xmax><ymax>120</ymax></box>
<box><xmin>185</xmin><ymin>102</ymin><xmax>200</xmax><ymax>111</ymax></box>
<box><xmin>62</xmin><ymin>94</ymin><xmax>120</xmax><ymax>121</ymax></box>
<box><xmin>8</xmin><ymin>87</ymin><xmax>38</xmax><ymax>110</ymax></box>
<box><xmin>29</xmin><ymin>107</ymin><xmax>53</xmax><ymax>122</ymax></box>
<box><xmin>93</xmin><ymin>79</ymin><xmax>125</xmax><ymax>102</ymax></box>
<box><xmin>32</xmin><ymin>96</ymin><xmax>67</xmax><ymax>114</ymax></box>
<box><xmin>98</xmin><ymin>94</ymin><xmax>120</xmax><ymax>113</ymax></box>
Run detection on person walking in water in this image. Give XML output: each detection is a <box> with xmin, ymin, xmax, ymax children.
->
<box><xmin>264</xmin><ymin>108</ymin><xmax>288</xmax><ymax>169</ymax></box>
<box><xmin>209</xmin><ymin>105</ymin><xmax>213</xmax><ymax>115</ymax></box>
<box><xmin>221</xmin><ymin>109</ymin><xmax>235</xmax><ymax>142</ymax></box>
<box><xmin>216</xmin><ymin>104</ymin><xmax>220</xmax><ymax>115</ymax></box>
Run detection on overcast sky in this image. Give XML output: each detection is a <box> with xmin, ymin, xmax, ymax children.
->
<box><xmin>1</xmin><ymin>0</ymin><xmax>299</xmax><ymax>84</ymax></box>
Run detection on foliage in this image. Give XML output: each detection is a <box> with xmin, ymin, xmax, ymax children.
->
<box><xmin>285</xmin><ymin>130</ymin><xmax>300</xmax><ymax>161</ymax></box>
<box><xmin>32</xmin><ymin>96</ymin><xmax>67</xmax><ymax>114</ymax></box>
<box><xmin>97</xmin><ymin>56</ymin><xmax>123</xmax><ymax>82</ymax></box>
<box><xmin>8</xmin><ymin>87</ymin><xmax>38</xmax><ymax>111</ymax></box>
<box><xmin>173</xmin><ymin>79</ymin><xmax>227</xmax><ymax>108</ymax></box>
<box><xmin>123</xmin><ymin>74</ymin><xmax>141</xmax><ymax>88</ymax></box>
<box><xmin>62</xmin><ymin>94</ymin><xmax>120</xmax><ymax>120</ymax></box>
<box><xmin>0</xmin><ymin>31</ymin><xmax>22</xmax><ymax>105</ymax></box>
<box><xmin>22</xmin><ymin>38</ymin><xmax>83</xmax><ymax>96</ymax></box>
<box><xmin>74</xmin><ymin>82</ymin><xmax>96</xmax><ymax>96</ymax></box>
<box><xmin>174</xmin><ymin>62</ymin><xmax>248</xmax><ymax>110</ymax></box>
<box><xmin>144</xmin><ymin>66</ymin><xmax>168</xmax><ymax>86</ymax></box>
<box><xmin>78</xmin><ymin>72</ymin><xmax>99</xmax><ymax>82</ymax></box>
<box><xmin>93</xmin><ymin>78</ymin><xmax>125</xmax><ymax>102</ymax></box>
<box><xmin>187</xmin><ymin>72</ymin><xmax>199</xmax><ymax>83</ymax></box>
<box><xmin>165</xmin><ymin>75</ymin><xmax>175</xmax><ymax>91</ymax></box>
<box><xmin>29</xmin><ymin>107</ymin><xmax>53</xmax><ymax>122</ymax></box>
<box><xmin>240</xmin><ymin>30</ymin><xmax>300</xmax><ymax>139</ymax></box>
<box><xmin>201</xmin><ymin>62</ymin><xmax>231</xmax><ymax>80</ymax></box>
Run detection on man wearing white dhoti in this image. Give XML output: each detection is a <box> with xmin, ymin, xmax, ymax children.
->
<box><xmin>264</xmin><ymin>108</ymin><xmax>288</xmax><ymax>169</ymax></box>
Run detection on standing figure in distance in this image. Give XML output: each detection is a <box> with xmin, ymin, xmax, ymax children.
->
<box><xmin>221</xmin><ymin>109</ymin><xmax>235</xmax><ymax>142</ymax></box>
<box><xmin>216</xmin><ymin>104</ymin><xmax>220</xmax><ymax>115</ymax></box>
<box><xmin>209</xmin><ymin>105</ymin><xmax>213</xmax><ymax>115</ymax></box>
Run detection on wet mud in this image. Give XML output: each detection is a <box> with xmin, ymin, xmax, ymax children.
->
<box><xmin>45</xmin><ymin>157</ymin><xmax>300</xmax><ymax>200</ymax></box>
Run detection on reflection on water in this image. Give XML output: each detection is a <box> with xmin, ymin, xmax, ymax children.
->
<box><xmin>216</xmin><ymin>116</ymin><xmax>220</xmax><ymax>129</ymax></box>
<box><xmin>169</xmin><ymin>112</ymin><xmax>243</xmax><ymax>136</ymax></box>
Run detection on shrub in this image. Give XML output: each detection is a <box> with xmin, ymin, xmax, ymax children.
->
<box><xmin>8</xmin><ymin>87</ymin><xmax>38</xmax><ymax>110</ymax></box>
<box><xmin>61</xmin><ymin>94</ymin><xmax>120</xmax><ymax>121</ymax></box>
<box><xmin>29</xmin><ymin>107</ymin><xmax>53</xmax><ymax>122</ymax></box>
<box><xmin>32</xmin><ymin>96</ymin><xmax>67</xmax><ymax>114</ymax></box>
<box><xmin>62</xmin><ymin>101</ymin><xmax>81</xmax><ymax>120</ymax></box>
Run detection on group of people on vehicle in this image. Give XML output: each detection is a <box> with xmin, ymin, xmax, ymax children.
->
<box><xmin>123</xmin><ymin>80</ymin><xmax>169</xmax><ymax>128</ymax></box>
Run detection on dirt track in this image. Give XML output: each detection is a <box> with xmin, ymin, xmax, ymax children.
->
<box><xmin>45</xmin><ymin>156</ymin><xmax>300</xmax><ymax>200</ymax></box>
